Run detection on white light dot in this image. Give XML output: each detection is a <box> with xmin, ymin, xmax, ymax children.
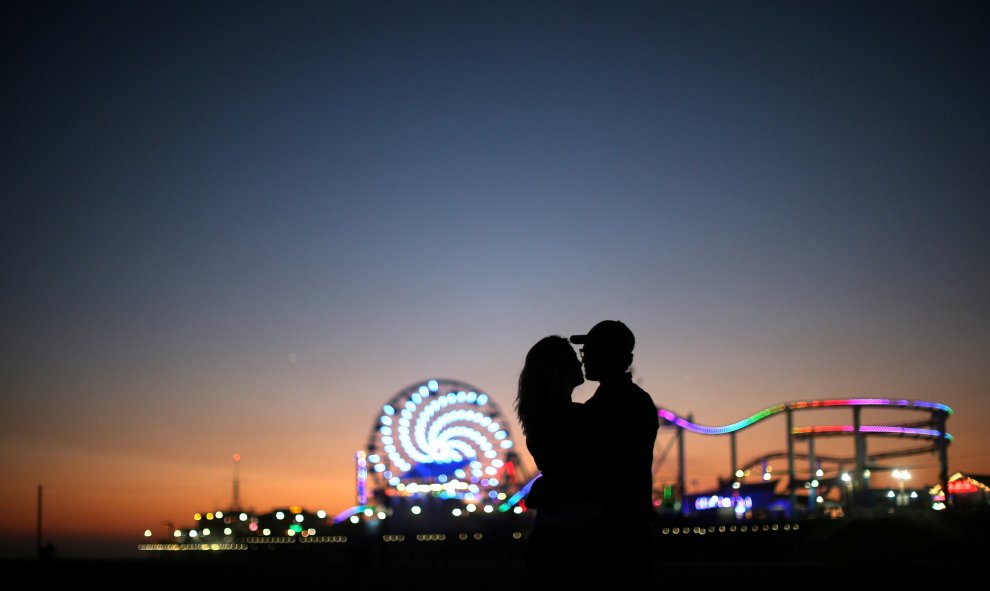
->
<box><xmin>350</xmin><ymin>516</ymin><xmax>360</xmax><ymax>524</ymax></box>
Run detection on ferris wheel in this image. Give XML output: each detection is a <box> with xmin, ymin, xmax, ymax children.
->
<box><xmin>364</xmin><ymin>378</ymin><xmax>517</xmax><ymax>499</ymax></box>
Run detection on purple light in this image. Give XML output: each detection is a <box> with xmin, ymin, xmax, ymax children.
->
<box><xmin>356</xmin><ymin>451</ymin><xmax>368</xmax><ymax>505</ymax></box>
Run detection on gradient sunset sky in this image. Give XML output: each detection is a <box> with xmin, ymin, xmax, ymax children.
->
<box><xmin>2</xmin><ymin>1</ymin><xmax>987</xmax><ymax>558</ymax></box>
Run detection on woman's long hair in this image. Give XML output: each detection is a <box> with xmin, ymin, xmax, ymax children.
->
<box><xmin>515</xmin><ymin>335</ymin><xmax>580</xmax><ymax>436</ymax></box>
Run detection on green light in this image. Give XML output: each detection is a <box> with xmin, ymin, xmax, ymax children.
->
<box><xmin>290</xmin><ymin>524</ymin><xmax>303</xmax><ymax>533</ymax></box>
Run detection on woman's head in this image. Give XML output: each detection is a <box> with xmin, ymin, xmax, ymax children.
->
<box><xmin>515</xmin><ymin>335</ymin><xmax>584</xmax><ymax>435</ymax></box>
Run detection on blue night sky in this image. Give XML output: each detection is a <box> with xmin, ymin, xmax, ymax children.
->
<box><xmin>1</xmin><ymin>1</ymin><xmax>987</xmax><ymax>556</ymax></box>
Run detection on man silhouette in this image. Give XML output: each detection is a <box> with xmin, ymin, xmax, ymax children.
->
<box><xmin>570</xmin><ymin>320</ymin><xmax>659</xmax><ymax>581</ymax></box>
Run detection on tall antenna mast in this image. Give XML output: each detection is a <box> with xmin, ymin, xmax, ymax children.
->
<box><xmin>232</xmin><ymin>453</ymin><xmax>241</xmax><ymax>511</ymax></box>
<box><xmin>36</xmin><ymin>484</ymin><xmax>43</xmax><ymax>556</ymax></box>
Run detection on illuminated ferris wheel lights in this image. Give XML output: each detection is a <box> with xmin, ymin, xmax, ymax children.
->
<box><xmin>495</xmin><ymin>431</ymin><xmax>507</xmax><ymax>440</ymax></box>
<box><xmin>428</xmin><ymin>380</ymin><xmax>439</xmax><ymax>391</ymax></box>
<box><xmin>498</xmin><ymin>492</ymin><xmax>507</xmax><ymax>500</ymax></box>
<box><xmin>467</xmin><ymin>392</ymin><xmax>478</xmax><ymax>403</ymax></box>
<box><xmin>412</xmin><ymin>392</ymin><xmax>422</xmax><ymax>404</ymax></box>
<box><xmin>485</xmin><ymin>467</ymin><xmax>497</xmax><ymax>476</ymax></box>
<box><xmin>477</xmin><ymin>394</ymin><xmax>488</xmax><ymax>405</ymax></box>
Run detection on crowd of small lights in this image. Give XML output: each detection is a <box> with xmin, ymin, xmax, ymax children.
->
<box><xmin>141</xmin><ymin>525</ymin><xmax>804</xmax><ymax>552</ymax></box>
<box><xmin>340</xmin><ymin>503</ymin><xmax>524</xmax><ymax>524</ymax></box>
<box><xmin>661</xmin><ymin>523</ymin><xmax>800</xmax><ymax>536</ymax></box>
<box><xmin>147</xmin><ymin>506</ymin><xmax>337</xmax><ymax>544</ymax></box>
<box><xmin>368</xmin><ymin>379</ymin><xmax>515</xmax><ymax>499</ymax></box>
<box><xmin>137</xmin><ymin>543</ymin><xmax>249</xmax><ymax>551</ymax></box>
<box><xmin>140</xmin><ymin>532</ymin><xmax>530</xmax><ymax>551</ymax></box>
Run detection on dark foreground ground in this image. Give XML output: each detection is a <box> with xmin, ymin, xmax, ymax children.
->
<box><xmin>8</xmin><ymin>513</ymin><xmax>987</xmax><ymax>589</ymax></box>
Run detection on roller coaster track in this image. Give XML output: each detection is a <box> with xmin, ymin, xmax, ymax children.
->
<box><xmin>657</xmin><ymin>398</ymin><xmax>952</xmax><ymax>438</ymax></box>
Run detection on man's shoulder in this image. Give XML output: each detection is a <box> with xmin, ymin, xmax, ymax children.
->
<box><xmin>630</xmin><ymin>383</ymin><xmax>660</xmax><ymax>426</ymax></box>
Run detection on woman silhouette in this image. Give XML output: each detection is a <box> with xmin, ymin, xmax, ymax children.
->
<box><xmin>515</xmin><ymin>335</ymin><xmax>600</xmax><ymax>587</ymax></box>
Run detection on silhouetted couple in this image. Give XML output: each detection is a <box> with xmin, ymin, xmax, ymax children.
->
<box><xmin>515</xmin><ymin>320</ymin><xmax>659</xmax><ymax>587</ymax></box>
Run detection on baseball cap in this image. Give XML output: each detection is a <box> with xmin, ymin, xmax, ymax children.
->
<box><xmin>570</xmin><ymin>320</ymin><xmax>635</xmax><ymax>353</ymax></box>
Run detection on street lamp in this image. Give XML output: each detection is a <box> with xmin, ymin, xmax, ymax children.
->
<box><xmin>892</xmin><ymin>469</ymin><xmax>911</xmax><ymax>506</ymax></box>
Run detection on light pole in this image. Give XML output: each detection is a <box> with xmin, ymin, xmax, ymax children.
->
<box><xmin>841</xmin><ymin>472</ymin><xmax>852</xmax><ymax>511</ymax></box>
<box><xmin>892</xmin><ymin>469</ymin><xmax>910</xmax><ymax>507</ymax></box>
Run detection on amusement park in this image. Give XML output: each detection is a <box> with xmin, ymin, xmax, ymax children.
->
<box><xmin>138</xmin><ymin>376</ymin><xmax>989</xmax><ymax>574</ymax></box>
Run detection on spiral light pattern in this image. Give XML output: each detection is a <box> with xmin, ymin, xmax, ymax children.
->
<box><xmin>368</xmin><ymin>379</ymin><xmax>514</xmax><ymax>496</ymax></box>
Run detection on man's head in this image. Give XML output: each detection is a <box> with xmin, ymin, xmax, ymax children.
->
<box><xmin>570</xmin><ymin>320</ymin><xmax>634</xmax><ymax>382</ymax></box>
